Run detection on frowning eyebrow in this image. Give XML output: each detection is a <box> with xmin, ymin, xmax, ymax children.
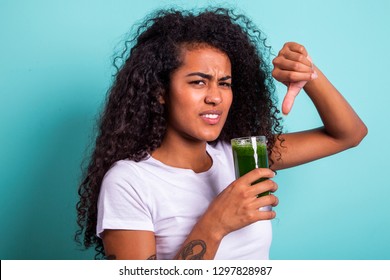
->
<box><xmin>186</xmin><ymin>72</ymin><xmax>232</xmax><ymax>81</ymax></box>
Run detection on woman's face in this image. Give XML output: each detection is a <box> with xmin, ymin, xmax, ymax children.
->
<box><xmin>165</xmin><ymin>46</ymin><xmax>233</xmax><ymax>143</ymax></box>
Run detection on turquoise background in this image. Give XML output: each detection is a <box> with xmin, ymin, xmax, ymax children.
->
<box><xmin>1</xmin><ymin>0</ymin><xmax>389</xmax><ymax>260</ymax></box>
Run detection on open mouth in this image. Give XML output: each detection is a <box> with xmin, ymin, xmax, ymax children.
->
<box><xmin>200</xmin><ymin>111</ymin><xmax>222</xmax><ymax>125</ymax></box>
<box><xmin>203</xmin><ymin>114</ymin><xmax>219</xmax><ymax>119</ymax></box>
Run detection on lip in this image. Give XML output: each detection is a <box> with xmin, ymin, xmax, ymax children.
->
<box><xmin>199</xmin><ymin>110</ymin><xmax>222</xmax><ymax>125</ymax></box>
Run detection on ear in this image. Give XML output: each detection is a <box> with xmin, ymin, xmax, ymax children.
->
<box><xmin>158</xmin><ymin>95</ymin><xmax>165</xmax><ymax>104</ymax></box>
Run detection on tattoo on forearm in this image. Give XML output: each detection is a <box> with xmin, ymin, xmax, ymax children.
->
<box><xmin>178</xmin><ymin>240</ymin><xmax>207</xmax><ymax>260</ymax></box>
<box><xmin>106</xmin><ymin>254</ymin><xmax>117</xmax><ymax>260</ymax></box>
<box><xmin>147</xmin><ymin>254</ymin><xmax>157</xmax><ymax>260</ymax></box>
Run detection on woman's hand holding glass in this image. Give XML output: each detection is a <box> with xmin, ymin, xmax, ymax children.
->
<box><xmin>200</xmin><ymin>168</ymin><xmax>278</xmax><ymax>240</ymax></box>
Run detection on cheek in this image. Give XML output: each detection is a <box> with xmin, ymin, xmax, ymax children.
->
<box><xmin>225</xmin><ymin>93</ymin><xmax>233</xmax><ymax>111</ymax></box>
<box><xmin>166</xmin><ymin>93</ymin><xmax>197</xmax><ymax>121</ymax></box>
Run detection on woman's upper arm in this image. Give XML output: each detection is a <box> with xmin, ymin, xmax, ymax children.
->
<box><xmin>102</xmin><ymin>229</ymin><xmax>156</xmax><ymax>260</ymax></box>
<box><xmin>271</xmin><ymin>128</ymin><xmax>352</xmax><ymax>170</ymax></box>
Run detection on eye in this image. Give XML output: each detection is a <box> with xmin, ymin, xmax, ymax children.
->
<box><xmin>219</xmin><ymin>82</ymin><xmax>232</xmax><ymax>88</ymax></box>
<box><xmin>189</xmin><ymin>80</ymin><xmax>206</xmax><ymax>86</ymax></box>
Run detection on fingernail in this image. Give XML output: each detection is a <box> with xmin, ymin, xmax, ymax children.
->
<box><xmin>311</xmin><ymin>71</ymin><xmax>318</xmax><ymax>79</ymax></box>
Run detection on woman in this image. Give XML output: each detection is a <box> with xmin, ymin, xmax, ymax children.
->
<box><xmin>75</xmin><ymin>8</ymin><xmax>367</xmax><ymax>260</ymax></box>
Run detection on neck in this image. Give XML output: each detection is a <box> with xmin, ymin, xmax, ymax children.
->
<box><xmin>151</xmin><ymin>133</ymin><xmax>212</xmax><ymax>173</ymax></box>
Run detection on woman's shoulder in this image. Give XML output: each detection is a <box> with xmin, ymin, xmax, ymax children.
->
<box><xmin>208</xmin><ymin>140</ymin><xmax>232</xmax><ymax>155</ymax></box>
<box><xmin>207</xmin><ymin>140</ymin><xmax>234</xmax><ymax>168</ymax></box>
<box><xmin>102</xmin><ymin>158</ymin><xmax>150</xmax><ymax>187</ymax></box>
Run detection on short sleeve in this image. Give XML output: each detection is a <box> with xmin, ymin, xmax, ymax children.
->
<box><xmin>96</xmin><ymin>161</ymin><xmax>154</xmax><ymax>238</ymax></box>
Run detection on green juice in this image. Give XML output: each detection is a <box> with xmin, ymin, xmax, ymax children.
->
<box><xmin>231</xmin><ymin>140</ymin><xmax>269</xmax><ymax>197</ymax></box>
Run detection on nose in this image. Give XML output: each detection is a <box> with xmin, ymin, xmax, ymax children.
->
<box><xmin>205</xmin><ymin>85</ymin><xmax>222</xmax><ymax>105</ymax></box>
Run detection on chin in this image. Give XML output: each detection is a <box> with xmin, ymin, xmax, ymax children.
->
<box><xmin>204</xmin><ymin>125</ymin><xmax>226</xmax><ymax>141</ymax></box>
<box><xmin>199</xmin><ymin>131</ymin><xmax>221</xmax><ymax>142</ymax></box>
<box><xmin>182</xmin><ymin>125</ymin><xmax>224</xmax><ymax>143</ymax></box>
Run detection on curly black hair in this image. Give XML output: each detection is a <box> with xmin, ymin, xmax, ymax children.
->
<box><xmin>75</xmin><ymin>7</ymin><xmax>283</xmax><ymax>259</ymax></box>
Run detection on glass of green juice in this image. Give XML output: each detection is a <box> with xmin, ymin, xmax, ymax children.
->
<box><xmin>231</xmin><ymin>136</ymin><xmax>271</xmax><ymax>210</ymax></box>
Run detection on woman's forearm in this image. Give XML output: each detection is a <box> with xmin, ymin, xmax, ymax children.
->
<box><xmin>271</xmin><ymin>63</ymin><xmax>367</xmax><ymax>170</ymax></box>
<box><xmin>174</xmin><ymin>169</ymin><xmax>278</xmax><ymax>259</ymax></box>
<box><xmin>303</xmin><ymin>65</ymin><xmax>367</xmax><ymax>147</ymax></box>
<box><xmin>174</xmin><ymin>215</ymin><xmax>224</xmax><ymax>260</ymax></box>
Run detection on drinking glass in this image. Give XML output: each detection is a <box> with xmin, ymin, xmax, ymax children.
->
<box><xmin>231</xmin><ymin>136</ymin><xmax>271</xmax><ymax>211</ymax></box>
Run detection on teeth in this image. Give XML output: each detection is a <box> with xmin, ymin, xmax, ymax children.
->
<box><xmin>203</xmin><ymin>114</ymin><xmax>219</xmax><ymax>119</ymax></box>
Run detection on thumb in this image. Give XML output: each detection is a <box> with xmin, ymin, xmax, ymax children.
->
<box><xmin>282</xmin><ymin>55</ymin><xmax>314</xmax><ymax>115</ymax></box>
<box><xmin>282</xmin><ymin>81</ymin><xmax>307</xmax><ymax>115</ymax></box>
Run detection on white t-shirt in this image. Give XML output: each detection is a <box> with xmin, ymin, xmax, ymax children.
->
<box><xmin>97</xmin><ymin>141</ymin><xmax>272</xmax><ymax>259</ymax></box>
